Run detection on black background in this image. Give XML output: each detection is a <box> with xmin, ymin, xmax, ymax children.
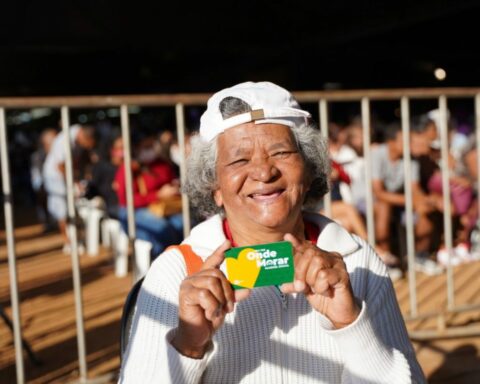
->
<box><xmin>1</xmin><ymin>0</ymin><xmax>479</xmax><ymax>96</ymax></box>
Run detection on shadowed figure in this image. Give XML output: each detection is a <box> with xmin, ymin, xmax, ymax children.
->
<box><xmin>428</xmin><ymin>344</ymin><xmax>480</xmax><ymax>384</ymax></box>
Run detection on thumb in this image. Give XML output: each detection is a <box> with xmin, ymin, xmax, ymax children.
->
<box><xmin>234</xmin><ymin>289</ymin><xmax>251</xmax><ymax>302</ymax></box>
<box><xmin>284</xmin><ymin>233</ymin><xmax>302</xmax><ymax>249</ymax></box>
<box><xmin>202</xmin><ymin>240</ymin><xmax>231</xmax><ymax>270</ymax></box>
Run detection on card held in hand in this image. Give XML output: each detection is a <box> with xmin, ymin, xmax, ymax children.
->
<box><xmin>224</xmin><ymin>241</ymin><xmax>294</xmax><ymax>290</ymax></box>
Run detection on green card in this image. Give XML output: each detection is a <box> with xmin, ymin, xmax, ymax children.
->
<box><xmin>225</xmin><ymin>241</ymin><xmax>294</xmax><ymax>290</ymax></box>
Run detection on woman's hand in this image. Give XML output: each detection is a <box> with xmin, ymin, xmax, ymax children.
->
<box><xmin>281</xmin><ymin>234</ymin><xmax>360</xmax><ymax>329</ymax></box>
<box><xmin>171</xmin><ymin>241</ymin><xmax>250</xmax><ymax>358</ymax></box>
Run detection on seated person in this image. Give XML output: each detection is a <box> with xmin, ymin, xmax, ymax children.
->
<box><xmin>412</xmin><ymin>115</ymin><xmax>477</xmax><ymax>263</ymax></box>
<box><xmin>115</xmin><ymin>133</ymin><xmax>183</xmax><ymax>258</ymax></box>
<box><xmin>371</xmin><ymin>122</ymin><xmax>440</xmax><ymax>273</ymax></box>
<box><xmin>119</xmin><ymin>82</ymin><xmax>424</xmax><ymax>383</ymax></box>
<box><xmin>324</xmin><ymin>160</ymin><xmax>369</xmax><ymax>241</ymax></box>
<box><xmin>86</xmin><ymin>133</ymin><xmax>124</xmax><ymax>219</ymax></box>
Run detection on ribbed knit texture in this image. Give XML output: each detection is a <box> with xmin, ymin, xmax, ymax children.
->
<box><xmin>119</xmin><ymin>214</ymin><xmax>425</xmax><ymax>383</ymax></box>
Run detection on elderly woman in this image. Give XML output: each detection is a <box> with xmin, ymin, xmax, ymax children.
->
<box><xmin>119</xmin><ymin>82</ymin><xmax>425</xmax><ymax>383</ymax></box>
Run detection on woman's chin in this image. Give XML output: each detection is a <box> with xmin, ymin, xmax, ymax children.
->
<box><xmin>244</xmin><ymin>208</ymin><xmax>300</xmax><ymax>231</ymax></box>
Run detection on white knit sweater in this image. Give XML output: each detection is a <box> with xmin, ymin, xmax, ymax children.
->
<box><xmin>119</xmin><ymin>213</ymin><xmax>425</xmax><ymax>383</ymax></box>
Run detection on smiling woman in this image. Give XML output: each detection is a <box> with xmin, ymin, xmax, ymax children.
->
<box><xmin>184</xmin><ymin>102</ymin><xmax>329</xmax><ymax>220</ymax></box>
<box><xmin>119</xmin><ymin>82</ymin><xmax>426</xmax><ymax>383</ymax></box>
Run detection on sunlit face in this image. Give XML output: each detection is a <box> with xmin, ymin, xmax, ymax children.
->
<box><xmin>388</xmin><ymin>131</ymin><xmax>404</xmax><ymax>157</ymax></box>
<box><xmin>110</xmin><ymin>137</ymin><xmax>124</xmax><ymax>165</ymax></box>
<box><xmin>214</xmin><ymin>123</ymin><xmax>311</xmax><ymax>230</ymax></box>
<box><xmin>347</xmin><ymin>126</ymin><xmax>363</xmax><ymax>155</ymax></box>
<box><xmin>77</xmin><ymin>130</ymin><xmax>96</xmax><ymax>150</ymax></box>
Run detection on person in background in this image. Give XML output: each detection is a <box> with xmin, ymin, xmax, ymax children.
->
<box><xmin>42</xmin><ymin>124</ymin><xmax>96</xmax><ymax>253</ymax></box>
<box><xmin>412</xmin><ymin>114</ymin><xmax>478</xmax><ymax>265</ymax></box>
<box><xmin>114</xmin><ymin>133</ymin><xmax>183</xmax><ymax>259</ymax></box>
<box><xmin>86</xmin><ymin>132</ymin><xmax>123</xmax><ymax>219</ymax></box>
<box><xmin>345</xmin><ymin>118</ymin><xmax>367</xmax><ymax>213</ymax></box>
<box><xmin>371</xmin><ymin>122</ymin><xmax>442</xmax><ymax>276</ymax></box>
<box><xmin>322</xmin><ymin>159</ymin><xmax>369</xmax><ymax>240</ymax></box>
<box><xmin>31</xmin><ymin>128</ymin><xmax>58</xmax><ymax>231</ymax></box>
<box><xmin>328</xmin><ymin>123</ymin><xmax>356</xmax><ymax>203</ymax></box>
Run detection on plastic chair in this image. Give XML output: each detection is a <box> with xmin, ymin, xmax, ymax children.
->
<box><xmin>114</xmin><ymin>232</ymin><xmax>153</xmax><ymax>279</ymax></box>
<box><xmin>101</xmin><ymin>217</ymin><xmax>122</xmax><ymax>249</ymax></box>
<box><xmin>77</xmin><ymin>197</ymin><xmax>106</xmax><ymax>256</ymax></box>
<box><xmin>119</xmin><ymin>276</ymin><xmax>145</xmax><ymax>359</ymax></box>
<box><xmin>134</xmin><ymin>239</ymin><xmax>152</xmax><ymax>279</ymax></box>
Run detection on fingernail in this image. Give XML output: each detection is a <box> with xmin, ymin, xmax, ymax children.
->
<box><xmin>294</xmin><ymin>280</ymin><xmax>305</xmax><ymax>291</ymax></box>
<box><xmin>227</xmin><ymin>301</ymin><xmax>234</xmax><ymax>312</ymax></box>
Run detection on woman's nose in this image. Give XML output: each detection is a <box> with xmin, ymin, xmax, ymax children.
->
<box><xmin>249</xmin><ymin>158</ymin><xmax>279</xmax><ymax>182</ymax></box>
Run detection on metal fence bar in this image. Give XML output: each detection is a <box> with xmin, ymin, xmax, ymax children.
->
<box><xmin>0</xmin><ymin>108</ymin><xmax>25</xmax><ymax>384</ymax></box>
<box><xmin>476</xmin><ymin>94</ymin><xmax>480</xmax><ymax>227</ymax></box>
<box><xmin>319</xmin><ymin>99</ymin><xmax>332</xmax><ymax>218</ymax></box>
<box><xmin>2</xmin><ymin>87</ymin><xmax>480</xmax><ymax>108</ymax></box>
<box><xmin>61</xmin><ymin>106</ymin><xmax>88</xmax><ymax>382</ymax></box>
<box><xmin>2</xmin><ymin>87</ymin><xmax>480</xmax><ymax>369</ymax></box>
<box><xmin>438</xmin><ymin>96</ymin><xmax>455</xmax><ymax>310</ymax></box>
<box><xmin>175</xmin><ymin>103</ymin><xmax>191</xmax><ymax>236</ymax></box>
<box><xmin>400</xmin><ymin>97</ymin><xmax>418</xmax><ymax>317</ymax></box>
<box><xmin>361</xmin><ymin>98</ymin><xmax>376</xmax><ymax>247</ymax></box>
<box><xmin>120</xmin><ymin>105</ymin><xmax>138</xmax><ymax>282</ymax></box>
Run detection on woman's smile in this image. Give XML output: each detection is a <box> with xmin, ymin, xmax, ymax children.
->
<box><xmin>247</xmin><ymin>188</ymin><xmax>285</xmax><ymax>202</ymax></box>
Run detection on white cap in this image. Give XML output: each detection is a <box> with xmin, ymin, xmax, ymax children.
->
<box><xmin>199</xmin><ymin>81</ymin><xmax>311</xmax><ymax>141</ymax></box>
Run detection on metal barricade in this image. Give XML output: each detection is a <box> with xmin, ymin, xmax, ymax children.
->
<box><xmin>2</xmin><ymin>87</ymin><xmax>480</xmax><ymax>382</ymax></box>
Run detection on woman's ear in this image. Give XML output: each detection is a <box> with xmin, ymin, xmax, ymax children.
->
<box><xmin>213</xmin><ymin>189</ymin><xmax>223</xmax><ymax>207</ymax></box>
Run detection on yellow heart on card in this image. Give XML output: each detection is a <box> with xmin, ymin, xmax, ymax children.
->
<box><xmin>225</xmin><ymin>248</ymin><xmax>261</xmax><ymax>288</ymax></box>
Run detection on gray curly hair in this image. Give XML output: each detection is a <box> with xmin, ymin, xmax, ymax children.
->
<box><xmin>183</xmin><ymin>97</ymin><xmax>330</xmax><ymax>218</ymax></box>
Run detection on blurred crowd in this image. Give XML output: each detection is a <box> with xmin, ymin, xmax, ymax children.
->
<box><xmin>25</xmin><ymin>121</ymin><xmax>187</xmax><ymax>261</ymax></box>
<box><xmin>5</xmin><ymin>107</ymin><xmax>480</xmax><ymax>280</ymax></box>
<box><xmin>324</xmin><ymin>109</ymin><xmax>479</xmax><ymax>280</ymax></box>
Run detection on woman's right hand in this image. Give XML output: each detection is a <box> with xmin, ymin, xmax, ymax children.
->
<box><xmin>171</xmin><ymin>241</ymin><xmax>250</xmax><ymax>358</ymax></box>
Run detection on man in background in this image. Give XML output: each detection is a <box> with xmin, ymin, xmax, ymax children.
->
<box><xmin>31</xmin><ymin>128</ymin><xmax>58</xmax><ymax>232</ymax></box>
<box><xmin>42</xmin><ymin>124</ymin><xmax>96</xmax><ymax>253</ymax></box>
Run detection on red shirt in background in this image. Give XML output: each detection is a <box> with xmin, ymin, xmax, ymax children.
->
<box><xmin>114</xmin><ymin>159</ymin><xmax>176</xmax><ymax>208</ymax></box>
<box><xmin>331</xmin><ymin>160</ymin><xmax>351</xmax><ymax>184</ymax></box>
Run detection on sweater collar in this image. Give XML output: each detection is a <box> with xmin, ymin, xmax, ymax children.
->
<box><xmin>185</xmin><ymin>213</ymin><xmax>360</xmax><ymax>258</ymax></box>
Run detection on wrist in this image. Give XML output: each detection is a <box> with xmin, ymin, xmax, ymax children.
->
<box><xmin>331</xmin><ymin>300</ymin><xmax>361</xmax><ymax>329</ymax></box>
<box><xmin>171</xmin><ymin>328</ymin><xmax>211</xmax><ymax>359</ymax></box>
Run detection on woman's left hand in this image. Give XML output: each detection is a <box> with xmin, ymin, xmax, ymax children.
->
<box><xmin>280</xmin><ymin>233</ymin><xmax>360</xmax><ymax>329</ymax></box>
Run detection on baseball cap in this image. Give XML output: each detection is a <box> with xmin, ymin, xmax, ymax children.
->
<box><xmin>199</xmin><ymin>81</ymin><xmax>311</xmax><ymax>141</ymax></box>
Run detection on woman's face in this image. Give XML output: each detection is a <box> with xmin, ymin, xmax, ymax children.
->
<box><xmin>214</xmin><ymin>123</ymin><xmax>310</xmax><ymax>230</ymax></box>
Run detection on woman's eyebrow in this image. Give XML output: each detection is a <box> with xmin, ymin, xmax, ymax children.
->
<box><xmin>230</xmin><ymin>147</ymin><xmax>250</xmax><ymax>157</ymax></box>
<box><xmin>267</xmin><ymin>141</ymin><xmax>293</xmax><ymax>151</ymax></box>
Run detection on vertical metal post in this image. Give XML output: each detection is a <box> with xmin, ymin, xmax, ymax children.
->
<box><xmin>319</xmin><ymin>99</ymin><xmax>332</xmax><ymax>218</ymax></box>
<box><xmin>400</xmin><ymin>97</ymin><xmax>418</xmax><ymax>316</ymax></box>
<box><xmin>61</xmin><ymin>107</ymin><xmax>88</xmax><ymax>382</ymax></box>
<box><xmin>120</xmin><ymin>105</ymin><xmax>137</xmax><ymax>283</ymax></box>
<box><xmin>175</xmin><ymin>103</ymin><xmax>191</xmax><ymax>237</ymax></box>
<box><xmin>361</xmin><ymin>98</ymin><xmax>376</xmax><ymax>247</ymax></box>
<box><xmin>0</xmin><ymin>108</ymin><xmax>25</xmax><ymax>384</ymax></box>
<box><xmin>438</xmin><ymin>96</ymin><xmax>454</xmax><ymax>310</ymax></box>
<box><xmin>475</xmin><ymin>94</ymin><xmax>480</xmax><ymax>223</ymax></box>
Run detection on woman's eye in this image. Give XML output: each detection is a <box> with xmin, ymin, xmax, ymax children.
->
<box><xmin>229</xmin><ymin>158</ymin><xmax>248</xmax><ymax>166</ymax></box>
<box><xmin>272</xmin><ymin>151</ymin><xmax>292</xmax><ymax>158</ymax></box>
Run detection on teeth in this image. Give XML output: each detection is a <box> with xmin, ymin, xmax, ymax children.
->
<box><xmin>251</xmin><ymin>190</ymin><xmax>281</xmax><ymax>197</ymax></box>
